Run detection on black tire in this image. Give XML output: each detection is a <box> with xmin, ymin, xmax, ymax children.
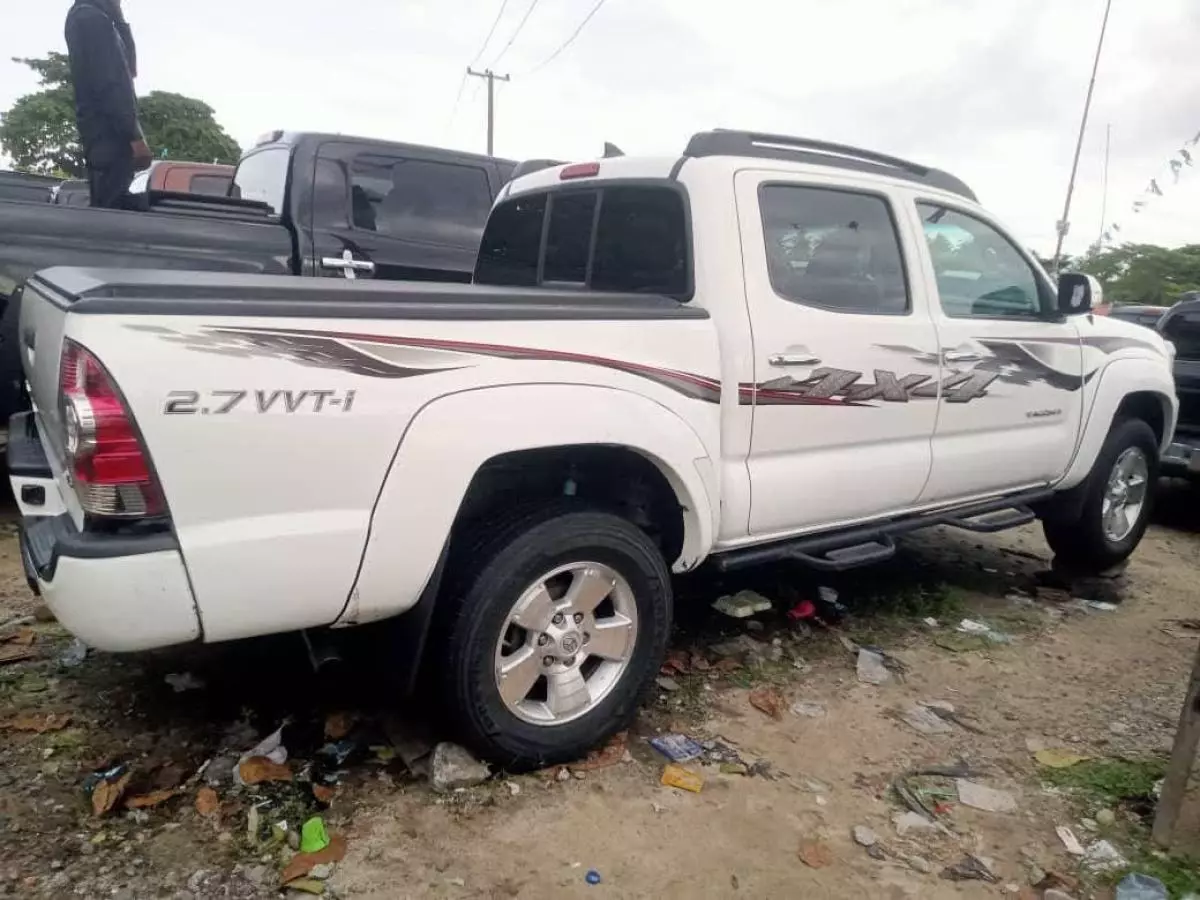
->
<box><xmin>1042</xmin><ymin>417</ymin><xmax>1158</xmax><ymax>572</ymax></box>
<box><xmin>438</xmin><ymin>505</ymin><xmax>672</xmax><ymax>770</ymax></box>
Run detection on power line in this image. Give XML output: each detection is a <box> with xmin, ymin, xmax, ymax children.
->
<box><xmin>526</xmin><ymin>0</ymin><xmax>608</xmax><ymax>75</ymax></box>
<box><xmin>489</xmin><ymin>0</ymin><xmax>542</xmax><ymax>69</ymax></box>
<box><xmin>448</xmin><ymin>0</ymin><xmax>513</xmax><ymax>133</ymax></box>
<box><xmin>469</xmin><ymin>0</ymin><xmax>513</xmax><ymax>68</ymax></box>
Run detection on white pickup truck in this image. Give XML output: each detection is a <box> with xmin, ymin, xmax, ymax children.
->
<box><xmin>8</xmin><ymin>130</ymin><xmax>1176</xmax><ymax>768</ymax></box>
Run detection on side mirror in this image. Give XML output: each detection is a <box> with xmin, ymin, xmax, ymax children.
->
<box><xmin>1057</xmin><ymin>272</ymin><xmax>1103</xmax><ymax>316</ymax></box>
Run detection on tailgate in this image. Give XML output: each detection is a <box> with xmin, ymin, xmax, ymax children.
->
<box><xmin>16</xmin><ymin>274</ymin><xmax>71</xmax><ymax>461</ymax></box>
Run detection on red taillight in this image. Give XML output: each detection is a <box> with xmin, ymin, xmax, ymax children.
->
<box><xmin>59</xmin><ymin>340</ymin><xmax>164</xmax><ymax>518</ymax></box>
<box><xmin>560</xmin><ymin>162</ymin><xmax>600</xmax><ymax>180</ymax></box>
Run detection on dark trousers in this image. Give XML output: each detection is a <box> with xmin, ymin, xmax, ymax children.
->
<box><xmin>86</xmin><ymin>140</ymin><xmax>135</xmax><ymax>210</ymax></box>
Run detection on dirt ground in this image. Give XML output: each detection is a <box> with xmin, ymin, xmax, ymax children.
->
<box><xmin>3</xmin><ymin>485</ymin><xmax>1200</xmax><ymax>899</ymax></box>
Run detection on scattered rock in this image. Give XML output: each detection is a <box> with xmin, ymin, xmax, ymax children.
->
<box><xmin>1083</xmin><ymin>839</ymin><xmax>1127</xmax><ymax>873</ymax></box>
<box><xmin>712</xmin><ymin>590</ymin><xmax>773</xmax><ymax>618</ymax></box>
<box><xmin>797</xmin><ymin>839</ymin><xmax>834</xmax><ymax>869</ymax></box>
<box><xmin>898</xmin><ymin>703</ymin><xmax>954</xmax><ymax>735</ymax></box>
<box><xmin>1096</xmin><ymin>808</ymin><xmax>1116</xmax><ymax>826</ymax></box>
<box><xmin>164</xmin><ymin>673</ymin><xmax>205</xmax><ymax>693</ymax></box>
<box><xmin>790</xmin><ymin>701</ymin><xmax>827</xmax><ymax>719</ymax></box>
<box><xmin>749</xmin><ymin>686</ymin><xmax>786</xmax><ymax>720</ymax></box>
<box><xmin>656</xmin><ymin>676</ymin><xmax>681</xmax><ymax>692</ymax></box>
<box><xmin>853</xmin><ymin>825</ymin><xmax>879</xmax><ymax>848</ymax></box>
<box><xmin>430</xmin><ymin>743</ymin><xmax>490</xmax><ymax>792</ymax></box>
<box><xmin>906</xmin><ymin>855</ymin><xmax>933</xmax><ymax>875</ymax></box>
<box><xmin>857</xmin><ymin>649</ymin><xmax>892</xmax><ymax>685</ymax></box>
<box><xmin>955</xmin><ymin>779</ymin><xmax>1018</xmax><ymax>813</ymax></box>
<box><xmin>893</xmin><ymin>811</ymin><xmax>936</xmax><ymax>836</ymax></box>
<box><xmin>1044</xmin><ymin>891</ymin><xmax>1077</xmax><ymax>900</ymax></box>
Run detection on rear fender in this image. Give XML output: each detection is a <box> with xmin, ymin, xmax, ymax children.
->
<box><xmin>1058</xmin><ymin>357</ymin><xmax>1176</xmax><ymax>491</ymax></box>
<box><xmin>340</xmin><ymin>383</ymin><xmax>718</xmax><ymax>625</ymax></box>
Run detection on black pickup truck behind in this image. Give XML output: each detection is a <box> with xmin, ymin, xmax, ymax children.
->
<box><xmin>1159</xmin><ymin>298</ymin><xmax>1200</xmax><ymax>478</ymax></box>
<box><xmin>0</xmin><ymin>133</ymin><xmax>516</xmax><ymax>423</ymax></box>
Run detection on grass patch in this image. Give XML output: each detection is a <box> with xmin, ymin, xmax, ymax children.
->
<box><xmin>1041</xmin><ymin>757</ymin><xmax>1166</xmax><ymax>807</ymax></box>
<box><xmin>1038</xmin><ymin>756</ymin><xmax>1200</xmax><ymax>895</ymax></box>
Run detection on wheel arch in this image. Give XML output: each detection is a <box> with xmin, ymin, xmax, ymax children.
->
<box><xmin>1058</xmin><ymin>357</ymin><xmax>1177</xmax><ymax>492</ymax></box>
<box><xmin>341</xmin><ymin>383</ymin><xmax>718</xmax><ymax>627</ymax></box>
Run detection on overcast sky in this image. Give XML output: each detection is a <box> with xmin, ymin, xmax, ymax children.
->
<box><xmin>2</xmin><ymin>0</ymin><xmax>1197</xmax><ymax>256</ymax></box>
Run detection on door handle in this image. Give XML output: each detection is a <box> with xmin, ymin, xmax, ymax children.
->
<box><xmin>942</xmin><ymin>350</ymin><xmax>982</xmax><ymax>363</ymax></box>
<box><xmin>768</xmin><ymin>352</ymin><xmax>822</xmax><ymax>366</ymax></box>
<box><xmin>321</xmin><ymin>250</ymin><xmax>376</xmax><ymax>280</ymax></box>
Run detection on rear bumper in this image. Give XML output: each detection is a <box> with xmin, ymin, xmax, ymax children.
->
<box><xmin>9</xmin><ymin>412</ymin><xmax>201</xmax><ymax>652</ymax></box>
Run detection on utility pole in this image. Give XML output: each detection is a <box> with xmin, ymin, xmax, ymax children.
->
<box><xmin>466</xmin><ymin>67</ymin><xmax>510</xmax><ymax>156</ymax></box>
<box><xmin>1097</xmin><ymin>123</ymin><xmax>1111</xmax><ymax>249</ymax></box>
<box><xmin>1052</xmin><ymin>0</ymin><xmax>1113</xmax><ymax>273</ymax></box>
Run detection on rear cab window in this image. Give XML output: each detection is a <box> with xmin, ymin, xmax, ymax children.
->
<box><xmin>232</xmin><ymin>146</ymin><xmax>290</xmax><ymax>214</ymax></box>
<box><xmin>475</xmin><ymin>183</ymin><xmax>690</xmax><ymax>298</ymax></box>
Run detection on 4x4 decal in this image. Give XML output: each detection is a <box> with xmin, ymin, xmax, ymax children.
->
<box><xmin>139</xmin><ymin>326</ymin><xmax>1128</xmax><ymax>410</ymax></box>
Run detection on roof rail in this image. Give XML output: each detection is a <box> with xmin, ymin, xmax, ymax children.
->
<box><xmin>683</xmin><ymin>129</ymin><xmax>977</xmax><ymax>202</ymax></box>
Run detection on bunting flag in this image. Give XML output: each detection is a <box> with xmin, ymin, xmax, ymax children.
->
<box><xmin>1095</xmin><ymin>127</ymin><xmax>1200</xmax><ymax>248</ymax></box>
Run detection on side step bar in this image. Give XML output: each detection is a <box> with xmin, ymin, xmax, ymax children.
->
<box><xmin>713</xmin><ymin>488</ymin><xmax>1053</xmax><ymax>573</ymax></box>
<box><xmin>944</xmin><ymin>506</ymin><xmax>1036</xmax><ymax>533</ymax></box>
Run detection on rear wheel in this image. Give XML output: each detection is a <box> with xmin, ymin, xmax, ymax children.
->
<box><xmin>439</xmin><ymin>506</ymin><xmax>672</xmax><ymax>770</ymax></box>
<box><xmin>1042</xmin><ymin>417</ymin><xmax>1158</xmax><ymax>572</ymax></box>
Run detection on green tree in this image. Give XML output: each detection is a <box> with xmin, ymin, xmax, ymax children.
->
<box><xmin>0</xmin><ymin>54</ymin><xmax>80</xmax><ymax>175</ymax></box>
<box><xmin>0</xmin><ymin>53</ymin><xmax>241</xmax><ymax>177</ymax></box>
<box><xmin>1076</xmin><ymin>244</ymin><xmax>1200</xmax><ymax>305</ymax></box>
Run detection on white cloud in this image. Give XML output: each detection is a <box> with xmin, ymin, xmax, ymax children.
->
<box><xmin>2</xmin><ymin>0</ymin><xmax>1197</xmax><ymax>255</ymax></box>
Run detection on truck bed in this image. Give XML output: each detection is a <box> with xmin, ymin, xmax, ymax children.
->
<box><xmin>0</xmin><ymin>200</ymin><xmax>295</xmax><ymax>426</ymax></box>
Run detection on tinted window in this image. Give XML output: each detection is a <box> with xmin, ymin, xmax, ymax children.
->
<box><xmin>760</xmin><ymin>186</ymin><xmax>908</xmax><ymax>314</ymax></box>
<box><xmin>233</xmin><ymin>147</ymin><xmax>289</xmax><ymax>214</ymax></box>
<box><xmin>474</xmin><ymin>193</ymin><xmax>546</xmax><ymax>286</ymax></box>
<box><xmin>918</xmin><ymin>203</ymin><xmax>1050</xmax><ymax>318</ymax></box>
<box><xmin>189</xmin><ymin>174</ymin><xmax>232</xmax><ymax>196</ymax></box>
<box><xmin>350</xmin><ymin>155</ymin><xmax>492</xmax><ymax>248</ymax></box>
<box><xmin>313</xmin><ymin>157</ymin><xmax>350</xmax><ymax>229</ymax></box>
<box><xmin>475</xmin><ymin>185</ymin><xmax>690</xmax><ymax>297</ymax></box>
<box><xmin>1163</xmin><ymin>307</ymin><xmax>1200</xmax><ymax>359</ymax></box>
<box><xmin>592</xmin><ymin>187</ymin><xmax>688</xmax><ymax>295</ymax></box>
<box><xmin>543</xmin><ymin>191</ymin><xmax>597</xmax><ymax>283</ymax></box>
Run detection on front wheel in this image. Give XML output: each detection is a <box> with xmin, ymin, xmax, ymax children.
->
<box><xmin>439</xmin><ymin>507</ymin><xmax>672</xmax><ymax>770</ymax></box>
<box><xmin>1042</xmin><ymin>417</ymin><xmax>1158</xmax><ymax>572</ymax></box>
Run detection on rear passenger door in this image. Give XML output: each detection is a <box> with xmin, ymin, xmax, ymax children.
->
<box><xmin>310</xmin><ymin>143</ymin><xmax>503</xmax><ymax>283</ymax></box>
<box><xmin>735</xmin><ymin>170</ymin><xmax>941</xmax><ymax>537</ymax></box>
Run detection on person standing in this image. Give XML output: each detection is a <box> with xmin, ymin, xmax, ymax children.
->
<box><xmin>64</xmin><ymin>0</ymin><xmax>152</xmax><ymax>209</ymax></box>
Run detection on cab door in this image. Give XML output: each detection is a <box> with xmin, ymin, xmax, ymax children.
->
<box><xmin>905</xmin><ymin>196</ymin><xmax>1084</xmax><ymax>503</ymax></box>
<box><xmin>736</xmin><ymin>170</ymin><xmax>942</xmax><ymax>537</ymax></box>
<box><xmin>310</xmin><ymin>142</ymin><xmax>502</xmax><ymax>283</ymax></box>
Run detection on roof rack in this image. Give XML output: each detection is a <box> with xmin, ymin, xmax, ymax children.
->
<box><xmin>683</xmin><ymin>129</ymin><xmax>977</xmax><ymax>202</ymax></box>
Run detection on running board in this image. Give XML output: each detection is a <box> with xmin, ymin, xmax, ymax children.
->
<box><xmin>944</xmin><ymin>505</ymin><xmax>1035</xmax><ymax>533</ymax></box>
<box><xmin>712</xmin><ymin>488</ymin><xmax>1054</xmax><ymax>573</ymax></box>
<box><xmin>791</xmin><ymin>537</ymin><xmax>896</xmax><ymax>571</ymax></box>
